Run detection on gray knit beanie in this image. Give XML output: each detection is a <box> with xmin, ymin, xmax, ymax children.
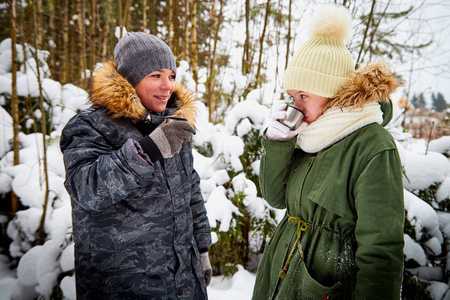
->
<box><xmin>114</xmin><ymin>32</ymin><xmax>177</xmax><ymax>87</ymax></box>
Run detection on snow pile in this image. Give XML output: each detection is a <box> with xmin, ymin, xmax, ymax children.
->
<box><xmin>430</xmin><ymin>136</ymin><xmax>450</xmax><ymax>157</ymax></box>
<box><xmin>207</xmin><ymin>265</ymin><xmax>256</xmax><ymax>300</ymax></box>
<box><xmin>0</xmin><ymin>106</ymin><xmax>13</xmax><ymax>158</ymax></box>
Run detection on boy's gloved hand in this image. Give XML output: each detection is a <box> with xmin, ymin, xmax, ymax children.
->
<box><xmin>200</xmin><ymin>252</ymin><xmax>212</xmax><ymax>287</ymax></box>
<box><xmin>265</xmin><ymin>103</ymin><xmax>300</xmax><ymax>141</ymax></box>
<box><xmin>150</xmin><ymin>119</ymin><xmax>195</xmax><ymax>158</ymax></box>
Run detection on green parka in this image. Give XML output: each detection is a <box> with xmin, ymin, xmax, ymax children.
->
<box><xmin>252</xmin><ymin>62</ymin><xmax>404</xmax><ymax>300</ymax></box>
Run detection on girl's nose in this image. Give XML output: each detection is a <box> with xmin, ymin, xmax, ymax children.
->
<box><xmin>293</xmin><ymin>100</ymin><xmax>302</xmax><ymax>111</ymax></box>
<box><xmin>160</xmin><ymin>77</ymin><xmax>174</xmax><ymax>90</ymax></box>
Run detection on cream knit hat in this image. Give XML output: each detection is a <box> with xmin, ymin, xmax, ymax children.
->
<box><xmin>283</xmin><ymin>6</ymin><xmax>354</xmax><ymax>98</ymax></box>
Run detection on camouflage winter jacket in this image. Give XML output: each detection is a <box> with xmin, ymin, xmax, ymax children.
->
<box><xmin>60</xmin><ymin>61</ymin><xmax>212</xmax><ymax>300</ymax></box>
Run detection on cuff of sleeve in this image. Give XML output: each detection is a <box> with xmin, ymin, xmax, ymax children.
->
<box><xmin>138</xmin><ymin>136</ymin><xmax>163</xmax><ymax>163</ymax></box>
<box><xmin>199</xmin><ymin>248</ymin><xmax>209</xmax><ymax>253</ymax></box>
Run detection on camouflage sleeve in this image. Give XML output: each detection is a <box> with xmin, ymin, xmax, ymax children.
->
<box><xmin>188</xmin><ymin>152</ymin><xmax>212</xmax><ymax>250</ymax></box>
<box><xmin>60</xmin><ymin>114</ymin><xmax>155</xmax><ymax>212</ymax></box>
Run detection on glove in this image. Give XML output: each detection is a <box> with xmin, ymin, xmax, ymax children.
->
<box><xmin>200</xmin><ymin>252</ymin><xmax>212</xmax><ymax>287</ymax></box>
<box><xmin>265</xmin><ymin>103</ymin><xmax>300</xmax><ymax>141</ymax></box>
<box><xmin>149</xmin><ymin>119</ymin><xmax>196</xmax><ymax>158</ymax></box>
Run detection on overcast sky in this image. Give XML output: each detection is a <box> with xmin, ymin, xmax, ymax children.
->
<box><xmin>396</xmin><ymin>0</ymin><xmax>450</xmax><ymax>105</ymax></box>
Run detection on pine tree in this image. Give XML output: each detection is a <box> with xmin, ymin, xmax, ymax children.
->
<box><xmin>432</xmin><ymin>92</ymin><xmax>447</xmax><ymax>112</ymax></box>
<box><xmin>412</xmin><ymin>93</ymin><xmax>427</xmax><ymax>109</ymax></box>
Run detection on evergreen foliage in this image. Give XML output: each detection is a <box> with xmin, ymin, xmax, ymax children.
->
<box><xmin>413</xmin><ymin>93</ymin><xmax>427</xmax><ymax>109</ymax></box>
<box><xmin>432</xmin><ymin>92</ymin><xmax>447</xmax><ymax>112</ymax></box>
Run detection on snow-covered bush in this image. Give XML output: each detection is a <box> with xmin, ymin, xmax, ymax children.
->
<box><xmin>393</xmin><ymin>101</ymin><xmax>450</xmax><ymax>299</ymax></box>
<box><xmin>192</xmin><ymin>86</ymin><xmax>283</xmax><ymax>276</ymax></box>
<box><xmin>0</xmin><ymin>38</ymin><xmax>87</xmax><ymax>300</ymax></box>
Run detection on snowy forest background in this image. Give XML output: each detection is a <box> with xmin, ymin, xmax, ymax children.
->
<box><xmin>0</xmin><ymin>0</ymin><xmax>450</xmax><ymax>299</ymax></box>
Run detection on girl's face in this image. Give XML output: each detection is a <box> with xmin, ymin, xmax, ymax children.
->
<box><xmin>134</xmin><ymin>69</ymin><xmax>176</xmax><ymax>113</ymax></box>
<box><xmin>287</xmin><ymin>90</ymin><xmax>330</xmax><ymax>124</ymax></box>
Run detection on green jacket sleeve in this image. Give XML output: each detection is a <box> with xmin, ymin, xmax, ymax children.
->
<box><xmin>259</xmin><ymin>137</ymin><xmax>297</xmax><ymax>209</ymax></box>
<box><xmin>353</xmin><ymin>149</ymin><xmax>405</xmax><ymax>299</ymax></box>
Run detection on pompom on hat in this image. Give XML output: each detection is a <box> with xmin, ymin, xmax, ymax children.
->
<box><xmin>114</xmin><ymin>32</ymin><xmax>177</xmax><ymax>87</ymax></box>
<box><xmin>283</xmin><ymin>5</ymin><xmax>354</xmax><ymax>98</ymax></box>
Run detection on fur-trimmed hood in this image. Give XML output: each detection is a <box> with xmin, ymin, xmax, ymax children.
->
<box><xmin>89</xmin><ymin>61</ymin><xmax>197</xmax><ymax>126</ymax></box>
<box><xmin>326</xmin><ymin>61</ymin><xmax>402</xmax><ymax>109</ymax></box>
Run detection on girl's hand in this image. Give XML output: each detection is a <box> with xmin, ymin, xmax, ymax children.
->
<box><xmin>266</xmin><ymin>104</ymin><xmax>301</xmax><ymax>141</ymax></box>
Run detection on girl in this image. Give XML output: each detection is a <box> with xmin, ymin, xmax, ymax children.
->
<box><xmin>252</xmin><ymin>6</ymin><xmax>404</xmax><ymax>300</ymax></box>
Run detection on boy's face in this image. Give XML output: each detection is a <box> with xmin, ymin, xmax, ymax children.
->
<box><xmin>134</xmin><ymin>69</ymin><xmax>176</xmax><ymax>112</ymax></box>
<box><xmin>287</xmin><ymin>90</ymin><xmax>330</xmax><ymax>124</ymax></box>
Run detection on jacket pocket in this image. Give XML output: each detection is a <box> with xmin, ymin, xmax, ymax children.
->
<box><xmin>305</xmin><ymin>189</ymin><xmax>355</xmax><ymax>221</ymax></box>
<box><xmin>278</xmin><ymin>259</ymin><xmax>340</xmax><ymax>300</ymax></box>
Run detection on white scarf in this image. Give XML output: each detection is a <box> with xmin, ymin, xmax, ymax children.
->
<box><xmin>297</xmin><ymin>102</ymin><xmax>383</xmax><ymax>153</ymax></box>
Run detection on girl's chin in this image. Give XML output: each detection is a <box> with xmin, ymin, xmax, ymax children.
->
<box><xmin>154</xmin><ymin>107</ymin><xmax>167</xmax><ymax>113</ymax></box>
<box><xmin>145</xmin><ymin>105</ymin><xmax>167</xmax><ymax>113</ymax></box>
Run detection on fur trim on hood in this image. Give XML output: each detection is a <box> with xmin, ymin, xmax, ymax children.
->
<box><xmin>90</xmin><ymin>61</ymin><xmax>197</xmax><ymax>126</ymax></box>
<box><xmin>326</xmin><ymin>61</ymin><xmax>402</xmax><ymax>109</ymax></box>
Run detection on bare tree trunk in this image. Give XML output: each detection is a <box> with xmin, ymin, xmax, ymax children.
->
<box><xmin>104</xmin><ymin>0</ymin><xmax>114</xmax><ymax>58</ymax></box>
<box><xmin>356</xmin><ymin>0</ymin><xmax>376</xmax><ymax>68</ymax></box>
<box><xmin>190</xmin><ymin>0</ymin><xmax>198</xmax><ymax>89</ymax></box>
<box><xmin>148</xmin><ymin>0</ymin><xmax>158</xmax><ymax>34</ymax></box>
<box><xmin>277</xmin><ymin>0</ymin><xmax>293</xmax><ymax>101</ymax></box>
<box><xmin>77</xmin><ymin>0</ymin><xmax>88</xmax><ymax>88</ymax></box>
<box><xmin>69</xmin><ymin>3</ymin><xmax>77</xmax><ymax>83</ymax></box>
<box><xmin>242</xmin><ymin>0</ymin><xmax>251</xmax><ymax>74</ymax></box>
<box><xmin>61</xmin><ymin>0</ymin><xmax>69</xmax><ymax>84</ymax></box>
<box><xmin>173</xmin><ymin>1</ymin><xmax>180</xmax><ymax>57</ymax></box>
<box><xmin>47</xmin><ymin>0</ymin><xmax>56</xmax><ymax>78</ymax></box>
<box><xmin>181</xmin><ymin>0</ymin><xmax>189</xmax><ymax>60</ymax></box>
<box><xmin>123</xmin><ymin>0</ymin><xmax>132</xmax><ymax>32</ymax></box>
<box><xmin>35</xmin><ymin>0</ymin><xmax>43</xmax><ymax>50</ymax></box>
<box><xmin>142</xmin><ymin>0</ymin><xmax>147</xmax><ymax>31</ymax></box>
<box><xmin>10</xmin><ymin>0</ymin><xmax>19</xmax><ymax>216</ymax></box>
<box><xmin>118</xmin><ymin>0</ymin><xmax>124</xmax><ymax>38</ymax></box>
<box><xmin>285</xmin><ymin>0</ymin><xmax>292</xmax><ymax>70</ymax></box>
<box><xmin>168</xmin><ymin>0</ymin><xmax>173</xmax><ymax>47</ymax></box>
<box><xmin>207</xmin><ymin>0</ymin><xmax>219</xmax><ymax>122</ymax></box>
<box><xmin>99</xmin><ymin>1</ymin><xmax>107</xmax><ymax>60</ymax></box>
<box><xmin>31</xmin><ymin>0</ymin><xmax>50</xmax><ymax>246</ymax></box>
<box><xmin>89</xmin><ymin>0</ymin><xmax>96</xmax><ymax>73</ymax></box>
<box><xmin>254</xmin><ymin>0</ymin><xmax>271</xmax><ymax>88</ymax></box>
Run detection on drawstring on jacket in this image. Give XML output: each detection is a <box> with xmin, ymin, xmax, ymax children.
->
<box><xmin>279</xmin><ymin>213</ymin><xmax>311</xmax><ymax>279</ymax></box>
